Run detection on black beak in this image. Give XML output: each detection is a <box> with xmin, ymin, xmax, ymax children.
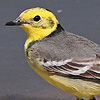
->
<box><xmin>5</xmin><ymin>19</ymin><xmax>27</xmax><ymax>26</ymax></box>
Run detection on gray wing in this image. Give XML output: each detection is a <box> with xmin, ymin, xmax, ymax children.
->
<box><xmin>28</xmin><ymin>31</ymin><xmax>100</xmax><ymax>79</ymax></box>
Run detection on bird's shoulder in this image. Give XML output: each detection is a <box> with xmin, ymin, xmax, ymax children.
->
<box><xmin>27</xmin><ymin>31</ymin><xmax>100</xmax><ymax>80</ymax></box>
<box><xmin>28</xmin><ymin>31</ymin><xmax>100</xmax><ymax>61</ymax></box>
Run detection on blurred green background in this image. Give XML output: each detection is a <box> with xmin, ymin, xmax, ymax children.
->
<box><xmin>0</xmin><ymin>0</ymin><xmax>100</xmax><ymax>100</ymax></box>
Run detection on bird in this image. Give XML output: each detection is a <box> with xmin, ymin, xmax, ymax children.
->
<box><xmin>5</xmin><ymin>7</ymin><xmax>100</xmax><ymax>100</ymax></box>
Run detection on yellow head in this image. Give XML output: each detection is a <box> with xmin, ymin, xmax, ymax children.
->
<box><xmin>6</xmin><ymin>7</ymin><xmax>59</xmax><ymax>42</ymax></box>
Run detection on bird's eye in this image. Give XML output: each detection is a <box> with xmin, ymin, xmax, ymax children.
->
<box><xmin>33</xmin><ymin>15</ymin><xmax>41</xmax><ymax>22</ymax></box>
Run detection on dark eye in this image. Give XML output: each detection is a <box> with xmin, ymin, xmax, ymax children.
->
<box><xmin>33</xmin><ymin>15</ymin><xmax>41</xmax><ymax>22</ymax></box>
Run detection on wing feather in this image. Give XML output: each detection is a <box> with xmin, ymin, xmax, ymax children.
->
<box><xmin>27</xmin><ymin>32</ymin><xmax>100</xmax><ymax>80</ymax></box>
<box><xmin>41</xmin><ymin>55</ymin><xmax>100</xmax><ymax>79</ymax></box>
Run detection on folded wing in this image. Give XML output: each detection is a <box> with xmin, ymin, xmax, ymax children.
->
<box><xmin>40</xmin><ymin>54</ymin><xmax>100</xmax><ymax>79</ymax></box>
